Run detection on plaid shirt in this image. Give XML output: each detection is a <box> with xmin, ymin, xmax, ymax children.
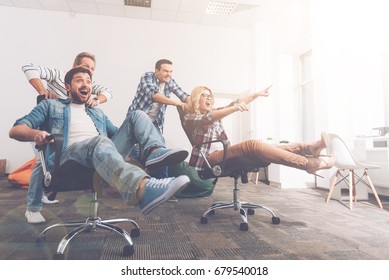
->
<box><xmin>184</xmin><ymin>112</ymin><xmax>230</xmax><ymax>171</ymax></box>
<box><xmin>128</xmin><ymin>71</ymin><xmax>189</xmax><ymax>133</ymax></box>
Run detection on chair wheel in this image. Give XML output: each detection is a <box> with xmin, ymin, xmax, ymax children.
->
<box><xmin>272</xmin><ymin>216</ymin><xmax>281</xmax><ymax>224</ymax></box>
<box><xmin>240</xmin><ymin>222</ymin><xmax>249</xmax><ymax>231</ymax></box>
<box><xmin>200</xmin><ymin>216</ymin><xmax>208</xmax><ymax>224</ymax></box>
<box><xmin>53</xmin><ymin>253</ymin><xmax>65</xmax><ymax>260</ymax></box>
<box><xmin>130</xmin><ymin>228</ymin><xmax>140</xmax><ymax>238</ymax></box>
<box><xmin>123</xmin><ymin>245</ymin><xmax>134</xmax><ymax>256</ymax></box>
<box><xmin>247</xmin><ymin>208</ymin><xmax>255</xmax><ymax>215</ymax></box>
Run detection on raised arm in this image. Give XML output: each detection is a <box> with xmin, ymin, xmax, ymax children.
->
<box><xmin>88</xmin><ymin>82</ymin><xmax>113</xmax><ymax>107</ymax></box>
<box><xmin>27</xmin><ymin>78</ymin><xmax>58</xmax><ymax>99</ymax></box>
<box><xmin>21</xmin><ymin>63</ymin><xmax>64</xmax><ymax>99</ymax></box>
<box><xmin>209</xmin><ymin>85</ymin><xmax>271</xmax><ymax>122</ymax></box>
<box><xmin>236</xmin><ymin>85</ymin><xmax>272</xmax><ymax>106</ymax></box>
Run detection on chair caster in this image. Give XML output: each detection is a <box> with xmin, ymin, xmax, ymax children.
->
<box><xmin>272</xmin><ymin>216</ymin><xmax>281</xmax><ymax>224</ymax></box>
<box><xmin>53</xmin><ymin>253</ymin><xmax>65</xmax><ymax>260</ymax></box>
<box><xmin>123</xmin><ymin>245</ymin><xmax>134</xmax><ymax>256</ymax></box>
<box><xmin>200</xmin><ymin>216</ymin><xmax>208</xmax><ymax>224</ymax></box>
<box><xmin>131</xmin><ymin>228</ymin><xmax>140</xmax><ymax>238</ymax></box>
<box><xmin>240</xmin><ymin>222</ymin><xmax>249</xmax><ymax>231</ymax></box>
<box><xmin>247</xmin><ymin>208</ymin><xmax>255</xmax><ymax>215</ymax></box>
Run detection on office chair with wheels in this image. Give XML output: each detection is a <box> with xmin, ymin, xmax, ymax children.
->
<box><xmin>36</xmin><ymin>134</ymin><xmax>140</xmax><ymax>259</ymax></box>
<box><xmin>177</xmin><ymin>107</ymin><xmax>280</xmax><ymax>231</ymax></box>
<box><xmin>325</xmin><ymin>133</ymin><xmax>383</xmax><ymax>209</ymax></box>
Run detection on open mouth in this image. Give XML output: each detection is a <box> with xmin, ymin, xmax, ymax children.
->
<box><xmin>79</xmin><ymin>88</ymin><xmax>89</xmax><ymax>95</ymax></box>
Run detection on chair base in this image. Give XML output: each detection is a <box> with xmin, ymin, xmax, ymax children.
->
<box><xmin>200</xmin><ymin>176</ymin><xmax>280</xmax><ymax>231</ymax></box>
<box><xmin>36</xmin><ymin>193</ymin><xmax>140</xmax><ymax>259</ymax></box>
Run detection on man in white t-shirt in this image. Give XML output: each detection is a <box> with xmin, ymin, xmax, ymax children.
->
<box><xmin>10</xmin><ymin>67</ymin><xmax>189</xmax><ymax>224</ymax></box>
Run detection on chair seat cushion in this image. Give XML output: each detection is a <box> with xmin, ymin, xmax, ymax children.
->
<box><xmin>45</xmin><ymin>160</ymin><xmax>95</xmax><ymax>193</ymax></box>
<box><xmin>199</xmin><ymin>156</ymin><xmax>269</xmax><ymax>179</ymax></box>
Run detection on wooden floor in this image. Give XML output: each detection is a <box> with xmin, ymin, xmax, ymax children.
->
<box><xmin>1</xmin><ymin>175</ymin><xmax>389</xmax><ymax>260</ymax></box>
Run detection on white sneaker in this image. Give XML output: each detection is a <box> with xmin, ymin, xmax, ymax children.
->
<box><xmin>42</xmin><ymin>195</ymin><xmax>59</xmax><ymax>204</ymax></box>
<box><xmin>25</xmin><ymin>210</ymin><xmax>46</xmax><ymax>224</ymax></box>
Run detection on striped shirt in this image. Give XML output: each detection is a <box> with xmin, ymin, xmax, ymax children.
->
<box><xmin>127</xmin><ymin>71</ymin><xmax>189</xmax><ymax>134</ymax></box>
<box><xmin>22</xmin><ymin>63</ymin><xmax>113</xmax><ymax>100</ymax></box>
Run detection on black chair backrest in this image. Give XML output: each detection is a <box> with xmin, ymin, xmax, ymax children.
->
<box><xmin>177</xmin><ymin>106</ymin><xmax>195</xmax><ymax>146</ymax></box>
<box><xmin>176</xmin><ymin>107</ymin><xmax>265</xmax><ymax>179</ymax></box>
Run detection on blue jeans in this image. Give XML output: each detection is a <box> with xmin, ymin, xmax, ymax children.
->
<box><xmin>27</xmin><ymin>110</ymin><xmax>165</xmax><ymax>211</ymax></box>
<box><xmin>126</xmin><ymin>120</ymin><xmax>168</xmax><ymax>179</ymax></box>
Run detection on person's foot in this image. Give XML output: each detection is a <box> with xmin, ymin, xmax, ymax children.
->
<box><xmin>41</xmin><ymin>195</ymin><xmax>59</xmax><ymax>204</ymax></box>
<box><xmin>309</xmin><ymin>132</ymin><xmax>331</xmax><ymax>157</ymax></box>
<box><xmin>145</xmin><ymin>148</ymin><xmax>188</xmax><ymax>170</ymax></box>
<box><xmin>139</xmin><ymin>175</ymin><xmax>190</xmax><ymax>215</ymax></box>
<box><xmin>25</xmin><ymin>210</ymin><xmax>45</xmax><ymax>224</ymax></box>
<box><xmin>306</xmin><ymin>154</ymin><xmax>336</xmax><ymax>174</ymax></box>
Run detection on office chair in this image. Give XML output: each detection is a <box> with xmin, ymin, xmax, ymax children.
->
<box><xmin>325</xmin><ymin>133</ymin><xmax>383</xmax><ymax>209</ymax></box>
<box><xmin>35</xmin><ymin>134</ymin><xmax>140</xmax><ymax>259</ymax></box>
<box><xmin>177</xmin><ymin>107</ymin><xmax>280</xmax><ymax>231</ymax></box>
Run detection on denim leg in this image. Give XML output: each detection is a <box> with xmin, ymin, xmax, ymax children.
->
<box><xmin>153</xmin><ymin>121</ymin><xmax>165</xmax><ymax>145</ymax></box>
<box><xmin>148</xmin><ymin>121</ymin><xmax>168</xmax><ymax>178</ymax></box>
<box><xmin>112</xmin><ymin>110</ymin><xmax>165</xmax><ymax>160</ymax></box>
<box><xmin>26</xmin><ymin>160</ymin><xmax>44</xmax><ymax>212</ymax></box>
<box><xmin>61</xmin><ymin>136</ymin><xmax>148</xmax><ymax>205</ymax></box>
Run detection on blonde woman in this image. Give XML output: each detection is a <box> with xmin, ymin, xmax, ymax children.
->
<box><xmin>183</xmin><ymin>85</ymin><xmax>335</xmax><ymax>174</ymax></box>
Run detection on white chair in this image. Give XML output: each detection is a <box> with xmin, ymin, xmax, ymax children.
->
<box><xmin>325</xmin><ymin>133</ymin><xmax>383</xmax><ymax>209</ymax></box>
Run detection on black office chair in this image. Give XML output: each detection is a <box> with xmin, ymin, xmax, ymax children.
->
<box><xmin>177</xmin><ymin>107</ymin><xmax>280</xmax><ymax>231</ymax></box>
<box><xmin>35</xmin><ymin>134</ymin><xmax>140</xmax><ymax>259</ymax></box>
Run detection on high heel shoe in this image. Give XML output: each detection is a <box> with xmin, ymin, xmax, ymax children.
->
<box><xmin>306</xmin><ymin>154</ymin><xmax>336</xmax><ymax>176</ymax></box>
<box><xmin>309</xmin><ymin>132</ymin><xmax>331</xmax><ymax>158</ymax></box>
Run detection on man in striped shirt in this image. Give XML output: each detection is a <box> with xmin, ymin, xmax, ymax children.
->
<box><xmin>22</xmin><ymin>52</ymin><xmax>113</xmax><ymax>107</ymax></box>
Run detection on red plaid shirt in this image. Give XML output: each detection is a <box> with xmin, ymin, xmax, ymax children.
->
<box><xmin>184</xmin><ymin>112</ymin><xmax>230</xmax><ymax>171</ymax></box>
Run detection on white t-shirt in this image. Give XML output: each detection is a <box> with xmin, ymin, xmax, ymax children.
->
<box><xmin>67</xmin><ymin>103</ymin><xmax>99</xmax><ymax>147</ymax></box>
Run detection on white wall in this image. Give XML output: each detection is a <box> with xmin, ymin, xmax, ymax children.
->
<box><xmin>311</xmin><ymin>0</ymin><xmax>389</xmax><ymax>141</ymax></box>
<box><xmin>0</xmin><ymin>6</ymin><xmax>250</xmax><ymax>172</ymax></box>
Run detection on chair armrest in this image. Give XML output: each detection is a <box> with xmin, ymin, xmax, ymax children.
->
<box><xmin>50</xmin><ymin>134</ymin><xmax>64</xmax><ymax>174</ymax></box>
<box><xmin>196</xmin><ymin>139</ymin><xmax>228</xmax><ymax>177</ymax></box>
<box><xmin>36</xmin><ymin>134</ymin><xmax>64</xmax><ymax>176</ymax></box>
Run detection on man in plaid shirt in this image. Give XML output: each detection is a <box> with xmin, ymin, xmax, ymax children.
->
<box><xmin>127</xmin><ymin>59</ymin><xmax>190</xmax><ymax>137</ymax></box>
<box><xmin>127</xmin><ymin>59</ymin><xmax>190</xmax><ymax>178</ymax></box>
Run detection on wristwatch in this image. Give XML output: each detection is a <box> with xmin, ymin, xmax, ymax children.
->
<box><xmin>93</xmin><ymin>97</ymin><xmax>100</xmax><ymax>106</ymax></box>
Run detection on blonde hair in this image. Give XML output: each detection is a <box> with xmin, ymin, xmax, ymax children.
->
<box><xmin>188</xmin><ymin>86</ymin><xmax>214</xmax><ymax>114</ymax></box>
<box><xmin>73</xmin><ymin>52</ymin><xmax>96</xmax><ymax>66</ymax></box>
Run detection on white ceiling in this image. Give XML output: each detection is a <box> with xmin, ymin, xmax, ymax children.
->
<box><xmin>0</xmin><ymin>0</ymin><xmax>283</xmax><ymax>28</ymax></box>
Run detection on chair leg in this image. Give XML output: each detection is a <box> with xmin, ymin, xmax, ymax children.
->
<box><xmin>365</xmin><ymin>171</ymin><xmax>383</xmax><ymax>209</ymax></box>
<box><xmin>352</xmin><ymin>170</ymin><xmax>358</xmax><ymax>203</ymax></box>
<box><xmin>201</xmin><ymin>176</ymin><xmax>280</xmax><ymax>230</ymax></box>
<box><xmin>349</xmin><ymin>170</ymin><xmax>353</xmax><ymax>210</ymax></box>
<box><xmin>36</xmin><ymin>192</ymin><xmax>140</xmax><ymax>258</ymax></box>
<box><xmin>326</xmin><ymin>170</ymin><xmax>340</xmax><ymax>203</ymax></box>
<box><xmin>255</xmin><ymin>172</ymin><xmax>259</xmax><ymax>185</ymax></box>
